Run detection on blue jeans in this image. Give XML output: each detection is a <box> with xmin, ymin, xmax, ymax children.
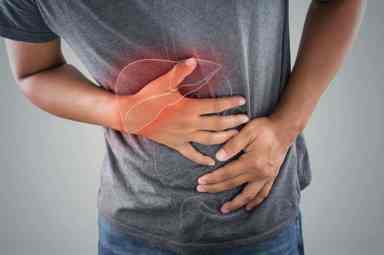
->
<box><xmin>98</xmin><ymin>210</ymin><xmax>305</xmax><ymax>255</ymax></box>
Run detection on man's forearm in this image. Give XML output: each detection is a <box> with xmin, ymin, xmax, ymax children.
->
<box><xmin>17</xmin><ymin>63</ymin><xmax>125</xmax><ymax>131</ymax></box>
<box><xmin>270</xmin><ymin>0</ymin><xmax>366</xmax><ymax>143</ymax></box>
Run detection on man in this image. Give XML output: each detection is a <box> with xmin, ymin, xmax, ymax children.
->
<box><xmin>0</xmin><ymin>0</ymin><xmax>364</xmax><ymax>254</ymax></box>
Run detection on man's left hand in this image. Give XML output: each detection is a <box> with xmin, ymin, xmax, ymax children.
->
<box><xmin>196</xmin><ymin>117</ymin><xmax>296</xmax><ymax>214</ymax></box>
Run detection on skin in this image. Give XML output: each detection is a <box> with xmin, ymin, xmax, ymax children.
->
<box><xmin>197</xmin><ymin>0</ymin><xmax>366</xmax><ymax>214</ymax></box>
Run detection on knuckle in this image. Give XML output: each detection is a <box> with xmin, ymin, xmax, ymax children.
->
<box><xmin>186</xmin><ymin>99</ymin><xmax>201</xmax><ymax>114</ymax></box>
<box><xmin>209</xmin><ymin>186</ymin><xmax>219</xmax><ymax>193</ymax></box>
<box><xmin>258</xmin><ymin>166</ymin><xmax>271</xmax><ymax>178</ymax></box>
<box><xmin>213</xmin><ymin>117</ymin><xmax>224</xmax><ymax>130</ymax></box>
<box><xmin>184</xmin><ymin>102</ymin><xmax>199</xmax><ymax>116</ymax></box>
<box><xmin>258</xmin><ymin>160</ymin><xmax>267</xmax><ymax>170</ymax></box>
<box><xmin>176</xmin><ymin>117</ymin><xmax>189</xmax><ymax>129</ymax></box>
<box><xmin>217</xmin><ymin>172</ymin><xmax>228</xmax><ymax>181</ymax></box>
<box><xmin>205</xmin><ymin>134</ymin><xmax>215</xmax><ymax>144</ymax></box>
<box><xmin>249</xmin><ymin>157</ymin><xmax>261</xmax><ymax>168</ymax></box>
<box><xmin>197</xmin><ymin>99</ymin><xmax>206</xmax><ymax>112</ymax></box>
<box><xmin>227</xmin><ymin>179</ymin><xmax>238</xmax><ymax>188</ymax></box>
<box><xmin>207</xmin><ymin>175</ymin><xmax>218</xmax><ymax>184</ymax></box>
<box><xmin>254</xmin><ymin>159</ymin><xmax>266</xmax><ymax>173</ymax></box>
<box><xmin>242</xmin><ymin>194</ymin><xmax>254</xmax><ymax>203</ymax></box>
<box><xmin>184</xmin><ymin>115</ymin><xmax>199</xmax><ymax>129</ymax></box>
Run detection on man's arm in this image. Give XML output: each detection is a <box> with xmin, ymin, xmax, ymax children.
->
<box><xmin>196</xmin><ymin>0</ymin><xmax>366</xmax><ymax>213</ymax></box>
<box><xmin>270</xmin><ymin>0</ymin><xmax>366</xmax><ymax>142</ymax></box>
<box><xmin>5</xmin><ymin>39</ymin><xmax>250</xmax><ymax>165</ymax></box>
<box><xmin>5</xmin><ymin>39</ymin><xmax>122</xmax><ymax>131</ymax></box>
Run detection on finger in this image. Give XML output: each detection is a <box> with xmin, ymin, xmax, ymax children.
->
<box><xmin>176</xmin><ymin>143</ymin><xmax>215</xmax><ymax>166</ymax></box>
<box><xmin>220</xmin><ymin>181</ymin><xmax>265</xmax><ymax>214</ymax></box>
<box><xmin>196</xmin><ymin>174</ymin><xmax>251</xmax><ymax>193</ymax></box>
<box><xmin>215</xmin><ymin>126</ymin><xmax>253</xmax><ymax>161</ymax></box>
<box><xmin>154</xmin><ymin>57</ymin><xmax>197</xmax><ymax>91</ymax></box>
<box><xmin>245</xmin><ymin>180</ymin><xmax>274</xmax><ymax>211</ymax></box>
<box><xmin>198</xmin><ymin>114</ymin><xmax>249</xmax><ymax>131</ymax></box>
<box><xmin>197</xmin><ymin>157</ymin><xmax>251</xmax><ymax>185</ymax></box>
<box><xmin>191</xmin><ymin>129</ymin><xmax>239</xmax><ymax>145</ymax></box>
<box><xmin>191</xmin><ymin>96</ymin><xmax>246</xmax><ymax>115</ymax></box>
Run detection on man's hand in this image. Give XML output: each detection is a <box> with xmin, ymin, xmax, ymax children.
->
<box><xmin>5</xmin><ymin>40</ymin><xmax>248</xmax><ymax>168</ymax></box>
<box><xmin>196</xmin><ymin>117</ymin><xmax>297</xmax><ymax>213</ymax></box>
<box><xmin>116</xmin><ymin>57</ymin><xmax>250</xmax><ymax>166</ymax></box>
<box><xmin>194</xmin><ymin>0</ymin><xmax>366</xmax><ymax>214</ymax></box>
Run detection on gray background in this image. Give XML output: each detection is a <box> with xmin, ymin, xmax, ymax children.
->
<box><xmin>0</xmin><ymin>1</ymin><xmax>382</xmax><ymax>254</ymax></box>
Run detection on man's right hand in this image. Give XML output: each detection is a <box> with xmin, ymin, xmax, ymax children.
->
<box><xmin>5</xmin><ymin>40</ymin><xmax>249</xmax><ymax>166</ymax></box>
<box><xmin>116</xmin><ymin>57</ymin><xmax>249</xmax><ymax>166</ymax></box>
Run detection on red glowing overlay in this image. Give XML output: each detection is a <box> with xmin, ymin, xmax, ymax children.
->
<box><xmin>113</xmin><ymin>58</ymin><xmax>224</xmax><ymax>134</ymax></box>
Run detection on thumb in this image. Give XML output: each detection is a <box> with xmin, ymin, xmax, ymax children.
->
<box><xmin>155</xmin><ymin>57</ymin><xmax>197</xmax><ymax>91</ymax></box>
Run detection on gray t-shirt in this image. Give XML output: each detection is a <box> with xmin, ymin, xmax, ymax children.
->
<box><xmin>0</xmin><ymin>0</ymin><xmax>312</xmax><ymax>254</ymax></box>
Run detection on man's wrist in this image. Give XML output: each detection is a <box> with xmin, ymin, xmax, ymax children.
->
<box><xmin>107</xmin><ymin>93</ymin><xmax>141</xmax><ymax>133</ymax></box>
<box><xmin>105</xmin><ymin>93</ymin><xmax>127</xmax><ymax>132</ymax></box>
<box><xmin>269</xmin><ymin>112</ymin><xmax>307</xmax><ymax>147</ymax></box>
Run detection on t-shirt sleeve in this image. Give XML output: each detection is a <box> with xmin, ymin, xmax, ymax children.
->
<box><xmin>0</xmin><ymin>0</ymin><xmax>59</xmax><ymax>43</ymax></box>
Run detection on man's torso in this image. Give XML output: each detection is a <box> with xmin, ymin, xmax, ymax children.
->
<box><xmin>34</xmin><ymin>0</ymin><xmax>311</xmax><ymax>253</ymax></box>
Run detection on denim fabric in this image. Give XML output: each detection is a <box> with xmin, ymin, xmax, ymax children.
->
<box><xmin>98</xmin><ymin>209</ymin><xmax>305</xmax><ymax>255</ymax></box>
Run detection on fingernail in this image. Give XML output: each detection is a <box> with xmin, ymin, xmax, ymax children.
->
<box><xmin>198</xmin><ymin>177</ymin><xmax>207</xmax><ymax>184</ymax></box>
<box><xmin>245</xmin><ymin>206</ymin><xmax>252</xmax><ymax>211</ymax></box>
<box><xmin>216</xmin><ymin>149</ymin><xmax>228</xmax><ymax>161</ymax></box>
<box><xmin>221</xmin><ymin>206</ymin><xmax>230</xmax><ymax>214</ymax></box>
<box><xmin>196</xmin><ymin>185</ymin><xmax>205</xmax><ymax>192</ymax></box>
<box><xmin>238</xmin><ymin>97</ymin><xmax>246</xmax><ymax>105</ymax></box>
<box><xmin>184</xmin><ymin>57</ymin><xmax>196</xmax><ymax>66</ymax></box>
